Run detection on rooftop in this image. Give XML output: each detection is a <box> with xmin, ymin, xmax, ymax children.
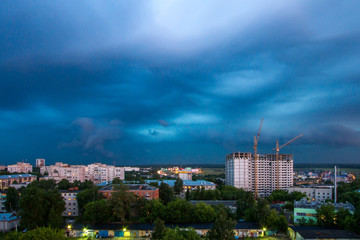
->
<box><xmin>0</xmin><ymin>174</ymin><xmax>36</xmax><ymax>180</ymax></box>
<box><xmin>290</xmin><ymin>226</ymin><xmax>360</xmax><ymax>239</ymax></box>
<box><xmin>0</xmin><ymin>213</ymin><xmax>20</xmax><ymax>221</ymax></box>
<box><xmin>145</xmin><ymin>180</ymin><xmax>215</xmax><ymax>187</ymax></box>
<box><xmin>294</xmin><ymin>200</ymin><xmax>356</xmax><ymax>212</ymax></box>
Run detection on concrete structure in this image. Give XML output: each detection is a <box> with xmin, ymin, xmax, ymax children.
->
<box><xmin>35</xmin><ymin>158</ymin><xmax>45</xmax><ymax>168</ymax></box>
<box><xmin>294</xmin><ymin>200</ymin><xmax>355</xmax><ymax>224</ymax></box>
<box><xmin>7</xmin><ymin>162</ymin><xmax>32</xmax><ymax>173</ymax></box>
<box><xmin>178</xmin><ymin>171</ymin><xmax>192</xmax><ymax>181</ymax></box>
<box><xmin>288</xmin><ymin>185</ymin><xmax>333</xmax><ymax>203</ymax></box>
<box><xmin>99</xmin><ymin>184</ymin><xmax>159</xmax><ymax>200</ymax></box>
<box><xmin>0</xmin><ymin>174</ymin><xmax>37</xmax><ymax>190</ymax></box>
<box><xmin>60</xmin><ymin>189</ymin><xmax>80</xmax><ymax>217</ymax></box>
<box><xmin>0</xmin><ymin>213</ymin><xmax>20</xmax><ymax>232</ymax></box>
<box><xmin>226</xmin><ymin>152</ymin><xmax>293</xmax><ymax>197</ymax></box>
<box><xmin>145</xmin><ymin>180</ymin><xmax>216</xmax><ymax>191</ymax></box>
<box><xmin>0</xmin><ymin>191</ymin><xmax>6</xmax><ymax>213</ymax></box>
<box><xmin>41</xmin><ymin>162</ymin><xmax>125</xmax><ymax>184</ymax></box>
<box><xmin>289</xmin><ymin>226</ymin><xmax>360</xmax><ymax>240</ymax></box>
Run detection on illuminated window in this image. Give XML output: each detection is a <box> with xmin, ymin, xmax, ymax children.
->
<box><xmin>69</xmin><ymin>198</ymin><xmax>71</xmax><ymax>201</ymax></box>
<box><xmin>68</xmin><ymin>212</ymin><xmax>71</xmax><ymax>215</ymax></box>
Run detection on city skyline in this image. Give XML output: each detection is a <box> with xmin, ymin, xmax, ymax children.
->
<box><xmin>1</xmin><ymin>1</ymin><xmax>360</xmax><ymax>165</ymax></box>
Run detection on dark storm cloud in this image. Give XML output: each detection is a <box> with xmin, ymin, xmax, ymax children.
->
<box><xmin>0</xmin><ymin>0</ymin><xmax>360</xmax><ymax>164</ymax></box>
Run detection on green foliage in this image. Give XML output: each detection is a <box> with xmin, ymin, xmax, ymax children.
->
<box><xmin>112</xmin><ymin>177</ymin><xmax>122</xmax><ymax>184</ymax></box>
<box><xmin>163</xmin><ymin>227</ymin><xmax>201</xmax><ymax>240</ymax></box>
<box><xmin>83</xmin><ymin>199</ymin><xmax>111</xmax><ymax>224</ymax></box>
<box><xmin>145</xmin><ymin>200</ymin><xmax>167</xmax><ymax>222</ymax></box>
<box><xmin>174</xmin><ymin>178</ymin><xmax>183</xmax><ymax>195</ymax></box>
<box><xmin>4</xmin><ymin>187</ymin><xmax>20</xmax><ymax>212</ymax></box>
<box><xmin>108</xmin><ymin>184</ymin><xmax>136</xmax><ymax>221</ymax></box>
<box><xmin>268</xmin><ymin>190</ymin><xmax>306</xmax><ymax>202</ymax></box>
<box><xmin>159</xmin><ymin>182</ymin><xmax>175</xmax><ymax>205</ymax></box>
<box><xmin>316</xmin><ymin>204</ymin><xmax>336</xmax><ymax>227</ymax></box>
<box><xmin>57</xmin><ymin>179</ymin><xmax>71</xmax><ymax>190</ymax></box>
<box><xmin>191</xmin><ymin>188</ymin><xmax>222</xmax><ymax>200</ymax></box>
<box><xmin>336</xmin><ymin>207</ymin><xmax>357</xmax><ymax>232</ymax></box>
<box><xmin>76</xmin><ymin>186</ymin><xmax>104</xmax><ymax>214</ymax></box>
<box><xmin>194</xmin><ymin>202</ymin><xmax>216</xmax><ymax>223</ymax></box>
<box><xmin>185</xmin><ymin>189</ymin><xmax>190</xmax><ymax>201</ymax></box>
<box><xmin>3</xmin><ymin>227</ymin><xmax>66</xmax><ymax>240</ymax></box>
<box><xmin>166</xmin><ymin>199</ymin><xmax>195</xmax><ymax>223</ymax></box>
<box><xmin>152</xmin><ymin>218</ymin><xmax>166</xmax><ymax>240</ymax></box>
<box><xmin>19</xmin><ymin>183</ymin><xmax>65</xmax><ymax>229</ymax></box>
<box><xmin>206</xmin><ymin>211</ymin><xmax>235</xmax><ymax>240</ymax></box>
<box><xmin>244</xmin><ymin>198</ymin><xmax>270</xmax><ymax>227</ymax></box>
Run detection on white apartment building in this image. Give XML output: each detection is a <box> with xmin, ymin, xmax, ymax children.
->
<box><xmin>7</xmin><ymin>162</ymin><xmax>33</xmax><ymax>173</ymax></box>
<box><xmin>288</xmin><ymin>185</ymin><xmax>333</xmax><ymax>203</ymax></box>
<box><xmin>42</xmin><ymin>162</ymin><xmax>125</xmax><ymax>183</ymax></box>
<box><xmin>179</xmin><ymin>171</ymin><xmax>192</xmax><ymax>181</ymax></box>
<box><xmin>35</xmin><ymin>158</ymin><xmax>45</xmax><ymax>168</ymax></box>
<box><xmin>225</xmin><ymin>152</ymin><xmax>293</xmax><ymax>197</ymax></box>
<box><xmin>86</xmin><ymin>163</ymin><xmax>125</xmax><ymax>184</ymax></box>
<box><xmin>60</xmin><ymin>190</ymin><xmax>80</xmax><ymax>217</ymax></box>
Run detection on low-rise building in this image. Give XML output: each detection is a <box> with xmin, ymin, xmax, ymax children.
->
<box><xmin>294</xmin><ymin>200</ymin><xmax>355</xmax><ymax>224</ymax></box>
<box><xmin>0</xmin><ymin>166</ymin><xmax>6</xmax><ymax>171</ymax></box>
<box><xmin>99</xmin><ymin>184</ymin><xmax>159</xmax><ymax>200</ymax></box>
<box><xmin>0</xmin><ymin>213</ymin><xmax>20</xmax><ymax>232</ymax></box>
<box><xmin>60</xmin><ymin>189</ymin><xmax>80</xmax><ymax>217</ymax></box>
<box><xmin>179</xmin><ymin>171</ymin><xmax>192</xmax><ymax>181</ymax></box>
<box><xmin>288</xmin><ymin>185</ymin><xmax>333</xmax><ymax>203</ymax></box>
<box><xmin>289</xmin><ymin>226</ymin><xmax>360</xmax><ymax>240</ymax></box>
<box><xmin>0</xmin><ymin>174</ymin><xmax>37</xmax><ymax>190</ymax></box>
<box><xmin>7</xmin><ymin>162</ymin><xmax>32</xmax><ymax>173</ymax></box>
<box><xmin>145</xmin><ymin>180</ymin><xmax>216</xmax><ymax>191</ymax></box>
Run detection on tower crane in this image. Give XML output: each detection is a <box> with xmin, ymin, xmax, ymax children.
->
<box><xmin>253</xmin><ymin>118</ymin><xmax>263</xmax><ymax>197</ymax></box>
<box><xmin>274</xmin><ymin>134</ymin><xmax>303</xmax><ymax>190</ymax></box>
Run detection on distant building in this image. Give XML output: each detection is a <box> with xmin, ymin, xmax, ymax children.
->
<box><xmin>124</xmin><ymin>167</ymin><xmax>140</xmax><ymax>172</ymax></box>
<box><xmin>99</xmin><ymin>184</ymin><xmax>159</xmax><ymax>200</ymax></box>
<box><xmin>288</xmin><ymin>185</ymin><xmax>333</xmax><ymax>203</ymax></box>
<box><xmin>0</xmin><ymin>213</ymin><xmax>20</xmax><ymax>232</ymax></box>
<box><xmin>145</xmin><ymin>180</ymin><xmax>216</xmax><ymax>191</ymax></box>
<box><xmin>178</xmin><ymin>171</ymin><xmax>192</xmax><ymax>181</ymax></box>
<box><xmin>225</xmin><ymin>152</ymin><xmax>293</xmax><ymax>197</ymax></box>
<box><xmin>0</xmin><ymin>166</ymin><xmax>6</xmax><ymax>171</ymax></box>
<box><xmin>41</xmin><ymin>162</ymin><xmax>125</xmax><ymax>184</ymax></box>
<box><xmin>294</xmin><ymin>200</ymin><xmax>355</xmax><ymax>224</ymax></box>
<box><xmin>35</xmin><ymin>158</ymin><xmax>45</xmax><ymax>168</ymax></box>
<box><xmin>7</xmin><ymin>162</ymin><xmax>33</xmax><ymax>173</ymax></box>
<box><xmin>0</xmin><ymin>174</ymin><xmax>37</xmax><ymax>190</ymax></box>
<box><xmin>59</xmin><ymin>189</ymin><xmax>80</xmax><ymax>217</ymax></box>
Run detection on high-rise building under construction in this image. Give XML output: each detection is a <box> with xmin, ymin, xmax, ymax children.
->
<box><xmin>225</xmin><ymin>152</ymin><xmax>293</xmax><ymax>197</ymax></box>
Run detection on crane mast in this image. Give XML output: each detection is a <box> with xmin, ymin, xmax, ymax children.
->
<box><xmin>253</xmin><ymin>118</ymin><xmax>263</xmax><ymax>197</ymax></box>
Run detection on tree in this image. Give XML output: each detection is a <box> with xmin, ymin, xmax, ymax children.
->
<box><xmin>163</xmin><ymin>227</ymin><xmax>201</xmax><ymax>240</ymax></box>
<box><xmin>152</xmin><ymin>218</ymin><xmax>166</xmax><ymax>239</ymax></box>
<box><xmin>159</xmin><ymin>182</ymin><xmax>175</xmax><ymax>205</ymax></box>
<box><xmin>276</xmin><ymin>215</ymin><xmax>288</xmax><ymax>232</ymax></box>
<box><xmin>174</xmin><ymin>178</ymin><xmax>184</xmax><ymax>195</ymax></box>
<box><xmin>57</xmin><ymin>179</ymin><xmax>71</xmax><ymax>190</ymax></box>
<box><xmin>336</xmin><ymin>207</ymin><xmax>357</xmax><ymax>231</ymax></box>
<box><xmin>76</xmin><ymin>186</ymin><xmax>104</xmax><ymax>214</ymax></box>
<box><xmin>83</xmin><ymin>199</ymin><xmax>111</xmax><ymax>224</ymax></box>
<box><xmin>316</xmin><ymin>204</ymin><xmax>336</xmax><ymax>227</ymax></box>
<box><xmin>166</xmin><ymin>199</ymin><xmax>195</xmax><ymax>223</ymax></box>
<box><xmin>185</xmin><ymin>189</ymin><xmax>190</xmax><ymax>201</ymax></box>
<box><xmin>19</xmin><ymin>184</ymin><xmax>65</xmax><ymax>229</ymax></box>
<box><xmin>145</xmin><ymin>200</ymin><xmax>167</xmax><ymax>222</ymax></box>
<box><xmin>206</xmin><ymin>211</ymin><xmax>235</xmax><ymax>240</ymax></box>
<box><xmin>4</xmin><ymin>187</ymin><xmax>19</xmax><ymax>212</ymax></box>
<box><xmin>112</xmin><ymin>177</ymin><xmax>122</xmax><ymax>184</ymax></box>
<box><xmin>109</xmin><ymin>184</ymin><xmax>136</xmax><ymax>221</ymax></box>
<box><xmin>194</xmin><ymin>202</ymin><xmax>216</xmax><ymax>223</ymax></box>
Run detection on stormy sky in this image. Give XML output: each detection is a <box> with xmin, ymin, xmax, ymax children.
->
<box><xmin>1</xmin><ymin>1</ymin><xmax>360</xmax><ymax>165</ymax></box>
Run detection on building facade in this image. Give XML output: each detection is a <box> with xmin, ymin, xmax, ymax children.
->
<box><xmin>179</xmin><ymin>171</ymin><xmax>192</xmax><ymax>181</ymax></box>
<box><xmin>35</xmin><ymin>158</ymin><xmax>45</xmax><ymax>168</ymax></box>
<box><xmin>225</xmin><ymin>152</ymin><xmax>293</xmax><ymax>197</ymax></box>
<box><xmin>99</xmin><ymin>184</ymin><xmax>159</xmax><ymax>200</ymax></box>
<box><xmin>41</xmin><ymin>162</ymin><xmax>125</xmax><ymax>183</ymax></box>
<box><xmin>60</xmin><ymin>189</ymin><xmax>80</xmax><ymax>217</ymax></box>
<box><xmin>288</xmin><ymin>186</ymin><xmax>333</xmax><ymax>203</ymax></box>
<box><xmin>0</xmin><ymin>174</ymin><xmax>37</xmax><ymax>190</ymax></box>
<box><xmin>7</xmin><ymin>162</ymin><xmax>33</xmax><ymax>173</ymax></box>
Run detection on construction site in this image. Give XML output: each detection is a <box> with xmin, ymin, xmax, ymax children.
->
<box><xmin>225</xmin><ymin>119</ymin><xmax>302</xmax><ymax>197</ymax></box>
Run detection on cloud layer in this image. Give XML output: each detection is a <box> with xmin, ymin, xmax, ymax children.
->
<box><xmin>0</xmin><ymin>0</ymin><xmax>360</xmax><ymax>165</ymax></box>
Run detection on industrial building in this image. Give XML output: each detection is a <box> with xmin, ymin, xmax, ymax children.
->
<box><xmin>225</xmin><ymin>152</ymin><xmax>293</xmax><ymax>197</ymax></box>
<box><xmin>288</xmin><ymin>185</ymin><xmax>333</xmax><ymax>203</ymax></box>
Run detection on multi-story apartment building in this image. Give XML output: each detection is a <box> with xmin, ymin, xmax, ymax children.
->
<box><xmin>42</xmin><ymin>162</ymin><xmax>125</xmax><ymax>183</ymax></box>
<box><xmin>7</xmin><ymin>162</ymin><xmax>33</xmax><ymax>173</ymax></box>
<box><xmin>178</xmin><ymin>171</ymin><xmax>192</xmax><ymax>181</ymax></box>
<box><xmin>35</xmin><ymin>158</ymin><xmax>45</xmax><ymax>168</ymax></box>
<box><xmin>225</xmin><ymin>152</ymin><xmax>293</xmax><ymax>197</ymax></box>
<box><xmin>288</xmin><ymin>185</ymin><xmax>333</xmax><ymax>203</ymax></box>
<box><xmin>0</xmin><ymin>174</ymin><xmax>37</xmax><ymax>190</ymax></box>
<box><xmin>59</xmin><ymin>189</ymin><xmax>80</xmax><ymax>217</ymax></box>
<box><xmin>99</xmin><ymin>184</ymin><xmax>159</xmax><ymax>200</ymax></box>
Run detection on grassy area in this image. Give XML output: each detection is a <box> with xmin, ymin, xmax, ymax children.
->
<box><xmin>201</xmin><ymin>167</ymin><xmax>225</xmax><ymax>175</ymax></box>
